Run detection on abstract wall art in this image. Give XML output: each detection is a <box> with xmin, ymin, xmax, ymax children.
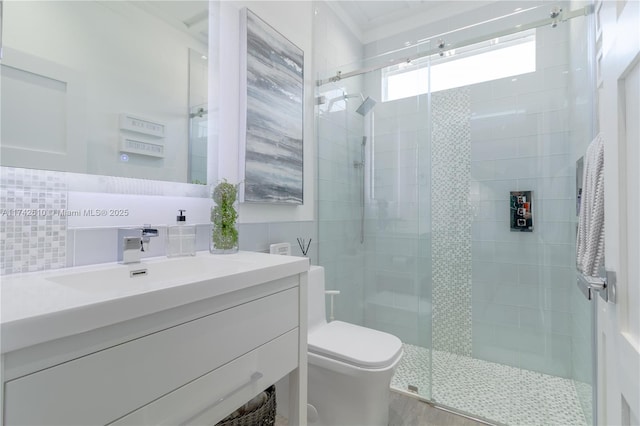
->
<box><xmin>239</xmin><ymin>8</ymin><xmax>304</xmax><ymax>204</ymax></box>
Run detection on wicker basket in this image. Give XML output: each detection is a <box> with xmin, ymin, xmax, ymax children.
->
<box><xmin>216</xmin><ymin>386</ymin><xmax>276</xmax><ymax>426</ymax></box>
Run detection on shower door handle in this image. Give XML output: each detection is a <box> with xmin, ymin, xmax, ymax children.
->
<box><xmin>576</xmin><ymin>270</ymin><xmax>616</xmax><ymax>303</ymax></box>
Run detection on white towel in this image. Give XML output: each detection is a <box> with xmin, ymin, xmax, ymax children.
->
<box><xmin>576</xmin><ymin>133</ymin><xmax>605</xmax><ymax>277</ymax></box>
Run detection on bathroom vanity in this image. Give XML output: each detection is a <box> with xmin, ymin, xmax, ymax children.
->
<box><xmin>0</xmin><ymin>251</ymin><xmax>308</xmax><ymax>425</ymax></box>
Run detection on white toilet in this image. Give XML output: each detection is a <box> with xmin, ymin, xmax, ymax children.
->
<box><xmin>307</xmin><ymin>266</ymin><xmax>403</xmax><ymax>426</ymax></box>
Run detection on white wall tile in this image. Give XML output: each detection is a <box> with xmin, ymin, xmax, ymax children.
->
<box><xmin>544</xmin><ymin>65</ymin><xmax>571</xmax><ymax>90</ymax></box>
<box><xmin>70</xmin><ymin>228</ymin><xmax>116</xmax><ymax>266</ymax></box>
<box><xmin>538</xmin><ymin>225</ymin><xmax>568</xmax><ymax>253</ymax></box>
<box><xmin>1</xmin><ymin>167</ymin><xmax>67</xmax><ymax>275</ymax></box>
<box><xmin>471</xmin><ymin>161</ymin><xmax>496</xmax><ymax>181</ymax></box>
<box><xmin>537</xmin><ymin>41</ymin><xmax>570</xmax><ymax>69</ymax></box>
<box><xmin>238</xmin><ymin>223</ymin><xmax>269</xmax><ymax>252</ymax></box>
<box><xmin>539</xmin><ymin>176</ymin><xmax>573</xmax><ymax>199</ymax></box>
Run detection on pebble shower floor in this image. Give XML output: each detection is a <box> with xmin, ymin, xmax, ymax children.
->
<box><xmin>391</xmin><ymin>344</ymin><xmax>590</xmax><ymax>426</ymax></box>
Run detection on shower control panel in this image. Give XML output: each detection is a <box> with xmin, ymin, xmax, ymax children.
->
<box><xmin>510</xmin><ymin>191</ymin><xmax>533</xmax><ymax>232</ymax></box>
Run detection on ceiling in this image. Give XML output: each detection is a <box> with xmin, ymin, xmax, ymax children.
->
<box><xmin>332</xmin><ymin>1</ymin><xmax>448</xmax><ymax>31</ymax></box>
<box><xmin>133</xmin><ymin>1</ymin><xmax>496</xmax><ymax>48</ymax></box>
<box><xmin>133</xmin><ymin>1</ymin><xmax>209</xmax><ymax>44</ymax></box>
<box><xmin>326</xmin><ymin>0</ymin><xmax>495</xmax><ymax>44</ymax></box>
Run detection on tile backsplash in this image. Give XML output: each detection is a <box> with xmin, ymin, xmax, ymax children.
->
<box><xmin>1</xmin><ymin>166</ymin><xmax>316</xmax><ymax>275</ymax></box>
<box><xmin>65</xmin><ymin>221</ymin><xmax>316</xmax><ymax>268</ymax></box>
<box><xmin>1</xmin><ymin>167</ymin><xmax>68</xmax><ymax>274</ymax></box>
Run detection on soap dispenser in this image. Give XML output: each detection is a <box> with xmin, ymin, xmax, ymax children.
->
<box><xmin>166</xmin><ymin>209</ymin><xmax>196</xmax><ymax>257</ymax></box>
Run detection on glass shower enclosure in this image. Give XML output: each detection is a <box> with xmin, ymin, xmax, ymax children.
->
<box><xmin>315</xmin><ymin>2</ymin><xmax>596</xmax><ymax>425</ymax></box>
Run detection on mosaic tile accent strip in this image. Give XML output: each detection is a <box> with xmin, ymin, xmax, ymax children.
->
<box><xmin>1</xmin><ymin>167</ymin><xmax>68</xmax><ymax>275</ymax></box>
<box><xmin>392</xmin><ymin>343</ymin><xmax>588</xmax><ymax>426</ymax></box>
<box><xmin>431</xmin><ymin>88</ymin><xmax>472</xmax><ymax>356</ymax></box>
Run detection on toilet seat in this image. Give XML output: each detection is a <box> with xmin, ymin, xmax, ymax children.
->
<box><xmin>308</xmin><ymin>321</ymin><xmax>403</xmax><ymax>369</ymax></box>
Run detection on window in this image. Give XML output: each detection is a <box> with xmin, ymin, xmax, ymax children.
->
<box><xmin>382</xmin><ymin>30</ymin><xmax>536</xmax><ymax>102</ymax></box>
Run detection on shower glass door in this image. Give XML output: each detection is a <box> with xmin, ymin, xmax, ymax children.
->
<box><xmin>316</xmin><ymin>36</ymin><xmax>434</xmax><ymax>401</ymax></box>
<box><xmin>424</xmin><ymin>5</ymin><xmax>595</xmax><ymax>424</ymax></box>
<box><xmin>315</xmin><ymin>1</ymin><xmax>595</xmax><ymax>424</ymax></box>
<box><xmin>366</xmin><ymin>40</ymin><xmax>434</xmax><ymax>402</ymax></box>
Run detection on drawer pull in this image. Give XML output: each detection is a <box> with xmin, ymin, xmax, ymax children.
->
<box><xmin>179</xmin><ymin>372</ymin><xmax>263</xmax><ymax>425</ymax></box>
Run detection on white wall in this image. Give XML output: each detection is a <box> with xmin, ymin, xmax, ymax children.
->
<box><xmin>216</xmin><ymin>1</ymin><xmax>315</xmax><ymax>223</ymax></box>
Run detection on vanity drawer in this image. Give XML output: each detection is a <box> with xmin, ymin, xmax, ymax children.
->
<box><xmin>111</xmin><ymin>328</ymin><xmax>298</xmax><ymax>426</ymax></box>
<box><xmin>4</xmin><ymin>287</ymin><xmax>298</xmax><ymax>426</ymax></box>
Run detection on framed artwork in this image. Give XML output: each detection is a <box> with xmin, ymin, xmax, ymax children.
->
<box><xmin>239</xmin><ymin>8</ymin><xmax>304</xmax><ymax>204</ymax></box>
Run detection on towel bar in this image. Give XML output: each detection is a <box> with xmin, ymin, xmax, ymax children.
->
<box><xmin>576</xmin><ymin>269</ymin><xmax>616</xmax><ymax>303</ymax></box>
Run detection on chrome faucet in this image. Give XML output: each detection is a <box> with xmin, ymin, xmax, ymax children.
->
<box><xmin>117</xmin><ymin>225</ymin><xmax>159</xmax><ymax>264</ymax></box>
<box><xmin>141</xmin><ymin>224</ymin><xmax>159</xmax><ymax>252</ymax></box>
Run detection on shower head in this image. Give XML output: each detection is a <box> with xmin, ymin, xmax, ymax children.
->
<box><xmin>323</xmin><ymin>92</ymin><xmax>377</xmax><ymax>115</ymax></box>
<box><xmin>356</xmin><ymin>96</ymin><xmax>377</xmax><ymax>116</ymax></box>
<box><xmin>189</xmin><ymin>107</ymin><xmax>208</xmax><ymax>118</ymax></box>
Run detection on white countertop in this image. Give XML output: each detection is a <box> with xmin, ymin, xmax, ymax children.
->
<box><xmin>1</xmin><ymin>251</ymin><xmax>309</xmax><ymax>354</ymax></box>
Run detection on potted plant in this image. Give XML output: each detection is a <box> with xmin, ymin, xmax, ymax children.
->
<box><xmin>210</xmin><ymin>180</ymin><xmax>239</xmax><ymax>254</ymax></box>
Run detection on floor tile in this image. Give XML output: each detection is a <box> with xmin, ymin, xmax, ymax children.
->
<box><xmin>391</xmin><ymin>344</ymin><xmax>589</xmax><ymax>426</ymax></box>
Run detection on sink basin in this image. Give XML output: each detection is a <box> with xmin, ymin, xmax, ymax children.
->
<box><xmin>1</xmin><ymin>250</ymin><xmax>309</xmax><ymax>354</ymax></box>
<box><xmin>47</xmin><ymin>256</ymin><xmax>252</xmax><ymax>294</ymax></box>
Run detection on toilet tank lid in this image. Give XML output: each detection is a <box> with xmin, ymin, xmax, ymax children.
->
<box><xmin>308</xmin><ymin>321</ymin><xmax>403</xmax><ymax>369</ymax></box>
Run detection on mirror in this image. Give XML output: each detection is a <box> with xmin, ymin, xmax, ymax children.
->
<box><xmin>0</xmin><ymin>1</ymin><xmax>209</xmax><ymax>186</ymax></box>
